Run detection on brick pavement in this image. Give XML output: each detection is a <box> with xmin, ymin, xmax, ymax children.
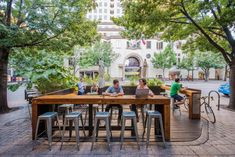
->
<box><xmin>0</xmin><ymin>103</ymin><xmax>235</xmax><ymax>157</ymax></box>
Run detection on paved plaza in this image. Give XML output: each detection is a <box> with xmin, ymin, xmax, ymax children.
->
<box><xmin>1</xmin><ymin>81</ymin><xmax>235</xmax><ymax>156</ymax></box>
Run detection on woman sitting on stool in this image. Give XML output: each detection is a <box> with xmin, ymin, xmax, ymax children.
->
<box><xmin>130</xmin><ymin>78</ymin><xmax>154</xmax><ymax>122</ymax></box>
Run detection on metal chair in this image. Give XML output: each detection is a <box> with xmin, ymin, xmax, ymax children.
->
<box><xmin>91</xmin><ymin>112</ymin><xmax>111</xmax><ymax>152</ymax></box>
<box><xmin>60</xmin><ymin>111</ymin><xmax>86</xmax><ymax>151</ymax></box>
<box><xmin>120</xmin><ymin>111</ymin><xmax>140</xmax><ymax>150</ymax></box>
<box><xmin>143</xmin><ymin>110</ymin><xmax>166</xmax><ymax>148</ymax></box>
<box><xmin>34</xmin><ymin>112</ymin><xmax>61</xmax><ymax>150</ymax></box>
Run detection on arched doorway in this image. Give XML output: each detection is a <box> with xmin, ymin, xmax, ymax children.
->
<box><xmin>124</xmin><ymin>57</ymin><xmax>141</xmax><ymax>79</ymax></box>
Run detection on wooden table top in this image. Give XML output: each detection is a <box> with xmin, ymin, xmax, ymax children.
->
<box><xmin>33</xmin><ymin>93</ymin><xmax>170</xmax><ymax>105</ymax></box>
<box><xmin>161</xmin><ymin>85</ymin><xmax>201</xmax><ymax>95</ymax></box>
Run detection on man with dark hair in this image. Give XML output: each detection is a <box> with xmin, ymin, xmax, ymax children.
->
<box><xmin>104</xmin><ymin>79</ymin><xmax>124</xmax><ymax>125</ymax></box>
<box><xmin>170</xmin><ymin>78</ymin><xmax>184</xmax><ymax>108</ymax></box>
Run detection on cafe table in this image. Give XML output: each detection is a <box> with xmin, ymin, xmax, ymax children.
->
<box><xmin>32</xmin><ymin>93</ymin><xmax>171</xmax><ymax>140</ymax></box>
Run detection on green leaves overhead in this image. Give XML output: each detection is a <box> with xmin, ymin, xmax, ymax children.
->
<box><xmin>0</xmin><ymin>0</ymin><xmax>98</xmax><ymax>50</ymax></box>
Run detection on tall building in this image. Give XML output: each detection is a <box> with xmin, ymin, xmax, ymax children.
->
<box><xmin>80</xmin><ymin>0</ymin><xmax>224</xmax><ymax>81</ymax></box>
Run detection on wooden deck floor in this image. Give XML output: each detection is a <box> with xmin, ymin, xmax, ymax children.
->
<box><xmin>170</xmin><ymin>109</ymin><xmax>202</xmax><ymax>142</ymax></box>
<box><xmin>86</xmin><ymin>106</ymin><xmax>203</xmax><ymax>142</ymax></box>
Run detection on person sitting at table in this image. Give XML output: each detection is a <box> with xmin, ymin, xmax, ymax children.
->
<box><xmin>90</xmin><ymin>83</ymin><xmax>99</xmax><ymax>94</ymax></box>
<box><xmin>130</xmin><ymin>78</ymin><xmax>154</xmax><ymax>121</ymax></box>
<box><xmin>104</xmin><ymin>79</ymin><xmax>124</xmax><ymax>125</ymax></box>
<box><xmin>170</xmin><ymin>78</ymin><xmax>185</xmax><ymax>109</ymax></box>
<box><xmin>78</xmin><ymin>77</ymin><xmax>86</xmax><ymax>95</ymax></box>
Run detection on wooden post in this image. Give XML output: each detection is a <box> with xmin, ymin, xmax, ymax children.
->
<box><xmin>164</xmin><ymin>100</ymin><xmax>171</xmax><ymax>140</ymax></box>
<box><xmin>32</xmin><ymin>99</ymin><xmax>38</xmax><ymax>140</ymax></box>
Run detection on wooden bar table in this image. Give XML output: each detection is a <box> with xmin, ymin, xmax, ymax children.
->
<box><xmin>32</xmin><ymin>93</ymin><xmax>171</xmax><ymax>140</ymax></box>
<box><xmin>161</xmin><ymin>85</ymin><xmax>201</xmax><ymax>119</ymax></box>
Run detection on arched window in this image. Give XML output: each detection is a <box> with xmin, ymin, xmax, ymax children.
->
<box><xmin>125</xmin><ymin>57</ymin><xmax>140</xmax><ymax>67</ymax></box>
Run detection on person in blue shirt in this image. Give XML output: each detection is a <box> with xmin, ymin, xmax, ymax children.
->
<box><xmin>78</xmin><ymin>77</ymin><xmax>86</xmax><ymax>95</ymax></box>
<box><xmin>104</xmin><ymin>79</ymin><xmax>124</xmax><ymax>125</ymax></box>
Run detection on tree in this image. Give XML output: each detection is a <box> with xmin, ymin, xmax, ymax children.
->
<box><xmin>79</xmin><ymin>41</ymin><xmax>119</xmax><ymax>68</ymax></box>
<box><xmin>151</xmin><ymin>45</ymin><xmax>176</xmax><ymax>79</ymax></box>
<box><xmin>0</xmin><ymin>0</ymin><xmax>99</xmax><ymax>113</ymax></box>
<box><xmin>178</xmin><ymin>55</ymin><xmax>195</xmax><ymax>80</ymax></box>
<box><xmin>196</xmin><ymin>52</ymin><xmax>225</xmax><ymax>81</ymax></box>
<box><xmin>9</xmin><ymin>49</ymin><xmax>78</xmax><ymax>94</ymax></box>
<box><xmin>113</xmin><ymin>0</ymin><xmax>235</xmax><ymax>109</ymax></box>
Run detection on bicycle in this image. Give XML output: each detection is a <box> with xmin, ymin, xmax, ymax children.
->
<box><xmin>183</xmin><ymin>96</ymin><xmax>216</xmax><ymax>123</ymax></box>
<box><xmin>200</xmin><ymin>96</ymin><xmax>216</xmax><ymax>123</ymax></box>
<box><xmin>183</xmin><ymin>96</ymin><xmax>189</xmax><ymax>111</ymax></box>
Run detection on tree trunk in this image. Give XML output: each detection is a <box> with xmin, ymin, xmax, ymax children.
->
<box><xmin>187</xmin><ymin>70</ymin><xmax>190</xmax><ymax>81</ymax></box>
<box><xmin>224</xmin><ymin>65</ymin><xmax>228</xmax><ymax>81</ymax></box>
<box><xmin>162</xmin><ymin>68</ymin><xmax>165</xmax><ymax>80</ymax></box>
<box><xmin>204</xmin><ymin>69</ymin><xmax>209</xmax><ymax>82</ymax></box>
<box><xmin>192</xmin><ymin>69</ymin><xmax>194</xmax><ymax>81</ymax></box>
<box><xmin>228</xmin><ymin>61</ymin><xmax>235</xmax><ymax>110</ymax></box>
<box><xmin>0</xmin><ymin>48</ymin><xmax>10</xmax><ymax>113</ymax></box>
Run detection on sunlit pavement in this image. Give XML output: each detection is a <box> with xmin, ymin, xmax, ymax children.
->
<box><xmin>2</xmin><ymin>80</ymin><xmax>235</xmax><ymax>156</ymax></box>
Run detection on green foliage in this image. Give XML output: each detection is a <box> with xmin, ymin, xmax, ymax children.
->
<box><xmin>9</xmin><ymin>49</ymin><xmax>78</xmax><ymax>93</ymax></box>
<box><xmin>104</xmin><ymin>73</ymin><xmax>111</xmax><ymax>82</ymax></box>
<box><xmin>129</xmin><ymin>75</ymin><xmax>140</xmax><ymax>86</ymax></box>
<box><xmin>195</xmin><ymin>51</ymin><xmax>225</xmax><ymax>81</ymax></box>
<box><xmin>146</xmin><ymin>78</ymin><xmax>163</xmax><ymax>87</ymax></box>
<box><xmin>178</xmin><ymin>54</ymin><xmax>195</xmax><ymax>71</ymax></box>
<box><xmin>0</xmin><ymin>0</ymin><xmax>99</xmax><ymax>50</ymax></box>
<box><xmin>196</xmin><ymin>52</ymin><xmax>225</xmax><ymax>70</ymax></box>
<box><xmin>151</xmin><ymin>45</ymin><xmax>176</xmax><ymax>77</ymax></box>
<box><xmin>7</xmin><ymin>83</ymin><xmax>23</xmax><ymax>92</ymax></box>
<box><xmin>79</xmin><ymin>41</ymin><xmax>119</xmax><ymax>68</ymax></box>
<box><xmin>83</xmin><ymin>75</ymin><xmax>99</xmax><ymax>86</ymax></box>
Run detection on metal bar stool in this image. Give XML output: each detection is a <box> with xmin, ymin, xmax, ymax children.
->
<box><xmin>143</xmin><ymin>110</ymin><xmax>166</xmax><ymax>148</ymax></box>
<box><xmin>110</xmin><ymin>106</ymin><xmax>121</xmax><ymax>126</ymax></box>
<box><xmin>34</xmin><ymin>112</ymin><xmax>61</xmax><ymax>150</ymax></box>
<box><xmin>120</xmin><ymin>111</ymin><xmax>140</xmax><ymax>150</ymax></box>
<box><xmin>171</xmin><ymin>98</ymin><xmax>182</xmax><ymax>115</ymax></box>
<box><xmin>60</xmin><ymin>111</ymin><xmax>86</xmax><ymax>151</ymax></box>
<box><xmin>58</xmin><ymin>104</ymin><xmax>74</xmax><ymax>123</ymax></box>
<box><xmin>91</xmin><ymin>112</ymin><xmax>111</xmax><ymax>152</ymax></box>
<box><xmin>130</xmin><ymin>104</ymin><xmax>146</xmax><ymax>129</ymax></box>
<box><xmin>74</xmin><ymin>104</ymin><xmax>89</xmax><ymax>126</ymax></box>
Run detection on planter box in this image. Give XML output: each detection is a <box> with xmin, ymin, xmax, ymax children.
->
<box><xmin>84</xmin><ymin>85</ymin><xmax>164</xmax><ymax>95</ymax></box>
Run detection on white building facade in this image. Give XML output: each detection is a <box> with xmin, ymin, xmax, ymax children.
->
<box><xmin>82</xmin><ymin>0</ymin><xmax>225</xmax><ymax>80</ymax></box>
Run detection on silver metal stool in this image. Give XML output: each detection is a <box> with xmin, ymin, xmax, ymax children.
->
<box><xmin>171</xmin><ymin>98</ymin><xmax>182</xmax><ymax>115</ymax></box>
<box><xmin>58</xmin><ymin>104</ymin><xmax>74</xmax><ymax>123</ymax></box>
<box><xmin>60</xmin><ymin>111</ymin><xmax>86</xmax><ymax>151</ymax></box>
<box><xmin>91</xmin><ymin>112</ymin><xmax>111</xmax><ymax>152</ymax></box>
<box><xmin>110</xmin><ymin>106</ymin><xmax>121</xmax><ymax>126</ymax></box>
<box><xmin>120</xmin><ymin>111</ymin><xmax>140</xmax><ymax>150</ymax></box>
<box><xmin>34</xmin><ymin>112</ymin><xmax>61</xmax><ymax>150</ymax></box>
<box><xmin>58</xmin><ymin>104</ymin><xmax>74</xmax><ymax>114</ymax></box>
<box><xmin>74</xmin><ymin>104</ymin><xmax>89</xmax><ymax>126</ymax></box>
<box><xmin>143</xmin><ymin>110</ymin><xmax>166</xmax><ymax>148</ymax></box>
